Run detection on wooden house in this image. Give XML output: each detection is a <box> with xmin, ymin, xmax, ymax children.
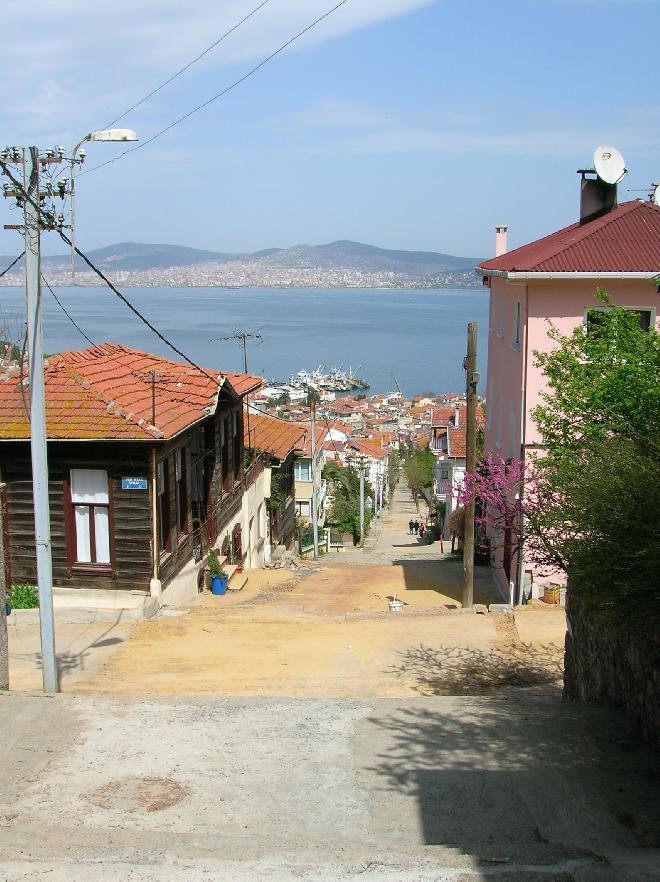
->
<box><xmin>0</xmin><ymin>344</ymin><xmax>262</xmax><ymax>606</ymax></box>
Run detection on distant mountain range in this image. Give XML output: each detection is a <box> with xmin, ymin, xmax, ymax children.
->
<box><xmin>2</xmin><ymin>240</ymin><xmax>482</xmax><ymax>275</ymax></box>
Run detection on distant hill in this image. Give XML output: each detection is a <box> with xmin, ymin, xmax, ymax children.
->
<box><xmin>1</xmin><ymin>240</ymin><xmax>482</xmax><ymax>275</ymax></box>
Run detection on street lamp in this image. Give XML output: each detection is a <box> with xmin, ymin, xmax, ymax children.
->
<box><xmin>69</xmin><ymin>129</ymin><xmax>138</xmax><ymax>278</ymax></box>
<box><xmin>1</xmin><ymin>130</ymin><xmax>137</xmax><ymax>692</ymax></box>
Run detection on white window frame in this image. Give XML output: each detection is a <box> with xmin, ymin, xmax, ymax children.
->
<box><xmin>69</xmin><ymin>468</ymin><xmax>111</xmax><ymax>567</ymax></box>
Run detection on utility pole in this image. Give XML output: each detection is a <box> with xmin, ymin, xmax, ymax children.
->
<box><xmin>211</xmin><ymin>328</ymin><xmax>263</xmax><ymax>374</ymax></box>
<box><xmin>22</xmin><ymin>148</ymin><xmax>58</xmax><ymax>691</ymax></box>
<box><xmin>462</xmin><ymin>322</ymin><xmax>478</xmax><ymax>609</ymax></box>
<box><xmin>310</xmin><ymin>399</ymin><xmax>319</xmax><ymax>561</ymax></box>
<box><xmin>1</xmin><ymin>131</ymin><xmax>137</xmax><ymax>694</ymax></box>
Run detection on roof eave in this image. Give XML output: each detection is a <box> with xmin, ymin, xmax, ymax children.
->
<box><xmin>477</xmin><ymin>268</ymin><xmax>658</xmax><ymax>280</ymax></box>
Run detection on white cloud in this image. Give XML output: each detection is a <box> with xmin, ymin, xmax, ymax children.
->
<box><xmin>285</xmin><ymin>98</ymin><xmax>660</xmax><ymax>160</ymax></box>
<box><xmin>0</xmin><ymin>0</ymin><xmax>434</xmax><ymax>144</ymax></box>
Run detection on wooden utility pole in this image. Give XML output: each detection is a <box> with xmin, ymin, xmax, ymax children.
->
<box><xmin>462</xmin><ymin>322</ymin><xmax>478</xmax><ymax>609</ymax></box>
<box><xmin>0</xmin><ymin>483</ymin><xmax>8</xmax><ymax>691</ymax></box>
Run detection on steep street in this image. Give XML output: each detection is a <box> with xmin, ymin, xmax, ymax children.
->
<box><xmin>3</xmin><ymin>488</ymin><xmax>659</xmax><ymax>880</ymax></box>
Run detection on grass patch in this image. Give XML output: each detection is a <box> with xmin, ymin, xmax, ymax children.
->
<box><xmin>9</xmin><ymin>583</ymin><xmax>40</xmax><ymax>608</ymax></box>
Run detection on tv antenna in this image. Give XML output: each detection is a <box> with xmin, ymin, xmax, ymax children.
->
<box><xmin>210</xmin><ymin>327</ymin><xmax>263</xmax><ymax>373</ymax></box>
<box><xmin>593</xmin><ymin>144</ymin><xmax>627</xmax><ymax>185</ymax></box>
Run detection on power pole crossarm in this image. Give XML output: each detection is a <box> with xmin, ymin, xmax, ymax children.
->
<box><xmin>462</xmin><ymin>322</ymin><xmax>478</xmax><ymax>610</ymax></box>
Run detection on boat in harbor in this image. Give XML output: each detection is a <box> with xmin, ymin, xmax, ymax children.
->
<box><xmin>283</xmin><ymin>365</ymin><xmax>370</xmax><ymax>393</ymax></box>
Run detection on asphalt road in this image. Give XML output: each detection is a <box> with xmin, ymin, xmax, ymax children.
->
<box><xmin>1</xmin><ymin>691</ymin><xmax>659</xmax><ymax>881</ymax></box>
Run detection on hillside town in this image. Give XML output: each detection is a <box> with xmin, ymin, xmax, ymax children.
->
<box><xmin>0</xmin><ymin>258</ymin><xmax>479</xmax><ymax>289</ymax></box>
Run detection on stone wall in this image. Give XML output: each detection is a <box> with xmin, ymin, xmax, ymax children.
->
<box><xmin>564</xmin><ymin>593</ymin><xmax>660</xmax><ymax>751</ymax></box>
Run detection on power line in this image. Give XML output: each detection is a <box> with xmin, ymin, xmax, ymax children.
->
<box><xmin>56</xmin><ymin>230</ymin><xmax>221</xmax><ymax>385</ymax></box>
<box><xmin>41</xmin><ymin>273</ymin><xmax>95</xmax><ymax>347</ymax></box>
<box><xmin>80</xmin><ymin>0</ymin><xmax>351</xmax><ymax>177</ymax></box>
<box><xmin>0</xmin><ymin>159</ymin><xmax>224</xmax><ymax>387</ymax></box>
<box><xmin>104</xmin><ymin>0</ymin><xmax>273</xmax><ymax>128</ymax></box>
<box><xmin>0</xmin><ymin>250</ymin><xmax>25</xmax><ymax>278</ymax></box>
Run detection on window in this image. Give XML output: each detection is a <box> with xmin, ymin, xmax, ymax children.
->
<box><xmin>175</xmin><ymin>448</ymin><xmax>188</xmax><ymax>536</ymax></box>
<box><xmin>294</xmin><ymin>460</ymin><xmax>311</xmax><ymax>482</ymax></box>
<box><xmin>586</xmin><ymin>307</ymin><xmax>653</xmax><ymax>335</ymax></box>
<box><xmin>440</xmin><ymin>469</ymin><xmax>449</xmax><ymax>481</ymax></box>
<box><xmin>221</xmin><ymin>418</ymin><xmax>230</xmax><ymax>492</ymax></box>
<box><xmin>157</xmin><ymin>458</ymin><xmax>171</xmax><ymax>552</ymax></box>
<box><xmin>233</xmin><ymin>409</ymin><xmax>241</xmax><ymax>479</ymax></box>
<box><xmin>298</xmin><ymin>500</ymin><xmax>311</xmax><ymax>517</ymax></box>
<box><xmin>513</xmin><ymin>300</ymin><xmax>521</xmax><ymax>347</ymax></box>
<box><xmin>69</xmin><ymin>469</ymin><xmax>111</xmax><ymax>567</ymax></box>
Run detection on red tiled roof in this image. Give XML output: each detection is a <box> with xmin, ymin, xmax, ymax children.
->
<box><xmin>0</xmin><ymin>343</ymin><xmax>262</xmax><ymax>441</ymax></box>
<box><xmin>245</xmin><ymin>412</ymin><xmax>307</xmax><ymax>462</ymax></box>
<box><xmin>447</xmin><ymin>426</ymin><xmax>466</xmax><ymax>458</ymax></box>
<box><xmin>296</xmin><ymin>424</ymin><xmax>326</xmax><ymax>457</ymax></box>
<box><xmin>348</xmin><ymin>438</ymin><xmax>388</xmax><ymax>460</ymax></box>
<box><xmin>480</xmin><ymin>200</ymin><xmax>660</xmax><ymax>274</ymax></box>
<box><xmin>431</xmin><ymin>407</ymin><xmax>458</xmax><ymax>427</ymax></box>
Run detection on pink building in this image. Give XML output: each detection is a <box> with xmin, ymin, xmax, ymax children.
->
<box><xmin>478</xmin><ymin>197</ymin><xmax>660</xmax><ymax>596</ymax></box>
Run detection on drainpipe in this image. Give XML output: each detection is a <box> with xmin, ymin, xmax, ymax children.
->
<box><xmin>150</xmin><ymin>448</ymin><xmax>162</xmax><ymax>601</ymax></box>
<box><xmin>516</xmin><ymin>283</ymin><xmax>529</xmax><ymax>605</ymax></box>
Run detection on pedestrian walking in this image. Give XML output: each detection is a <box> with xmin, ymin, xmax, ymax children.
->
<box><xmin>419</xmin><ymin>523</ymin><xmax>425</xmax><ymax>540</ymax></box>
<box><xmin>408</xmin><ymin>520</ymin><xmax>414</xmax><ymax>535</ymax></box>
<box><xmin>413</xmin><ymin>520</ymin><xmax>419</xmax><ymax>535</ymax></box>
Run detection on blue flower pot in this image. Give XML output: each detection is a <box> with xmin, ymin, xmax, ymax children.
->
<box><xmin>211</xmin><ymin>575</ymin><xmax>228</xmax><ymax>596</ymax></box>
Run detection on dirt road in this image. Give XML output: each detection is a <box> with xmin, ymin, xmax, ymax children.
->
<box><xmin>70</xmin><ymin>485</ymin><xmax>565</xmax><ymax>696</ymax></box>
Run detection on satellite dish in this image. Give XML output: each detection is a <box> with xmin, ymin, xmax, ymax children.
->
<box><xmin>653</xmin><ymin>184</ymin><xmax>660</xmax><ymax>206</ymax></box>
<box><xmin>593</xmin><ymin>144</ymin><xmax>627</xmax><ymax>185</ymax></box>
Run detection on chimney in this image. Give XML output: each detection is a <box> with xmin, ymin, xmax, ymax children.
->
<box><xmin>495</xmin><ymin>224</ymin><xmax>508</xmax><ymax>257</ymax></box>
<box><xmin>454</xmin><ymin>406</ymin><xmax>460</xmax><ymax>427</ymax></box>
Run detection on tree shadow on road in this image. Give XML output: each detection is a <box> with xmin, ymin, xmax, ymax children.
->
<box><xmin>387</xmin><ymin>641</ymin><xmax>564</xmax><ymax>695</ymax></box>
<box><xmin>362</xmin><ymin>697</ymin><xmax>660</xmax><ymax>857</ymax></box>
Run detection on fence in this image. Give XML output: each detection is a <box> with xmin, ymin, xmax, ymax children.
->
<box><xmin>299</xmin><ymin>528</ymin><xmax>339</xmax><ymax>554</ymax></box>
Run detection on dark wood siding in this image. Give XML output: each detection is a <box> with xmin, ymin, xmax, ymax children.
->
<box><xmin>1</xmin><ymin>442</ymin><xmax>152</xmax><ymax>592</ymax></box>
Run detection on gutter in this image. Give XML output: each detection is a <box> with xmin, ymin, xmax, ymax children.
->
<box><xmin>477</xmin><ymin>269</ymin><xmax>657</xmax><ymax>280</ymax></box>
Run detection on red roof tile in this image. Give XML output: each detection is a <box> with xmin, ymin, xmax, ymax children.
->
<box><xmin>0</xmin><ymin>343</ymin><xmax>262</xmax><ymax>441</ymax></box>
<box><xmin>244</xmin><ymin>412</ymin><xmax>307</xmax><ymax>462</ymax></box>
<box><xmin>447</xmin><ymin>426</ymin><xmax>466</xmax><ymax>458</ymax></box>
<box><xmin>480</xmin><ymin>200</ymin><xmax>660</xmax><ymax>274</ymax></box>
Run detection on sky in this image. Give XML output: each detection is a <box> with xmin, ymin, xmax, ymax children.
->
<box><xmin>1</xmin><ymin>0</ymin><xmax>659</xmax><ymax>258</ymax></box>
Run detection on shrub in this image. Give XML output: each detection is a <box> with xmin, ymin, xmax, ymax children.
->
<box><xmin>10</xmin><ymin>583</ymin><xmax>40</xmax><ymax>608</ymax></box>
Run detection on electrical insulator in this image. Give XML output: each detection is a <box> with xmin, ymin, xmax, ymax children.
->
<box><xmin>56</xmin><ymin>146</ymin><xmax>65</xmax><ymax>158</ymax></box>
<box><xmin>57</xmin><ymin>213</ymin><xmax>65</xmax><ymax>225</ymax></box>
<box><xmin>57</xmin><ymin>179</ymin><xmax>67</xmax><ymax>198</ymax></box>
<box><xmin>45</xmin><ymin>148</ymin><xmax>55</xmax><ymax>158</ymax></box>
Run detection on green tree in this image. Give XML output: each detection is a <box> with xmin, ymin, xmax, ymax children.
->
<box><xmin>404</xmin><ymin>445</ymin><xmax>434</xmax><ymax>498</ymax></box>
<box><xmin>531</xmin><ymin>292</ymin><xmax>660</xmax><ymax>621</ymax></box>
<box><xmin>323</xmin><ymin>461</ymin><xmax>373</xmax><ymax>542</ymax></box>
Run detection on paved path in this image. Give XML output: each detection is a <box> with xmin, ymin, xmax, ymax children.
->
<box><xmin>335</xmin><ymin>484</ymin><xmax>500</xmax><ymax>603</ymax></box>
<box><xmin>1</xmin><ymin>691</ymin><xmax>658</xmax><ymax>881</ymax></box>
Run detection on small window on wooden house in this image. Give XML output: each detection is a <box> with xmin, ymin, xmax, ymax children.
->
<box><xmin>69</xmin><ymin>469</ymin><xmax>112</xmax><ymax>567</ymax></box>
<box><xmin>233</xmin><ymin>409</ymin><xmax>241</xmax><ymax>479</ymax></box>
<box><xmin>175</xmin><ymin>448</ymin><xmax>188</xmax><ymax>536</ymax></box>
<box><xmin>157</xmin><ymin>458</ymin><xmax>171</xmax><ymax>552</ymax></box>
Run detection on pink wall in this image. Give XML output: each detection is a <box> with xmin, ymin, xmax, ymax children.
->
<box><xmin>524</xmin><ymin>279</ymin><xmax>659</xmax><ymax>445</ymax></box>
<box><xmin>486</xmin><ymin>276</ymin><xmax>659</xmax><ymax>455</ymax></box>
<box><xmin>485</xmin><ymin>276</ymin><xmax>526</xmax><ymax>461</ymax></box>
<box><xmin>485</xmin><ymin>274</ymin><xmax>658</xmax><ymax>595</ymax></box>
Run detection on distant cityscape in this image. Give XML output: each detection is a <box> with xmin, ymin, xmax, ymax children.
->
<box><xmin>0</xmin><ymin>239</ymin><xmax>483</xmax><ymax>289</ymax></box>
